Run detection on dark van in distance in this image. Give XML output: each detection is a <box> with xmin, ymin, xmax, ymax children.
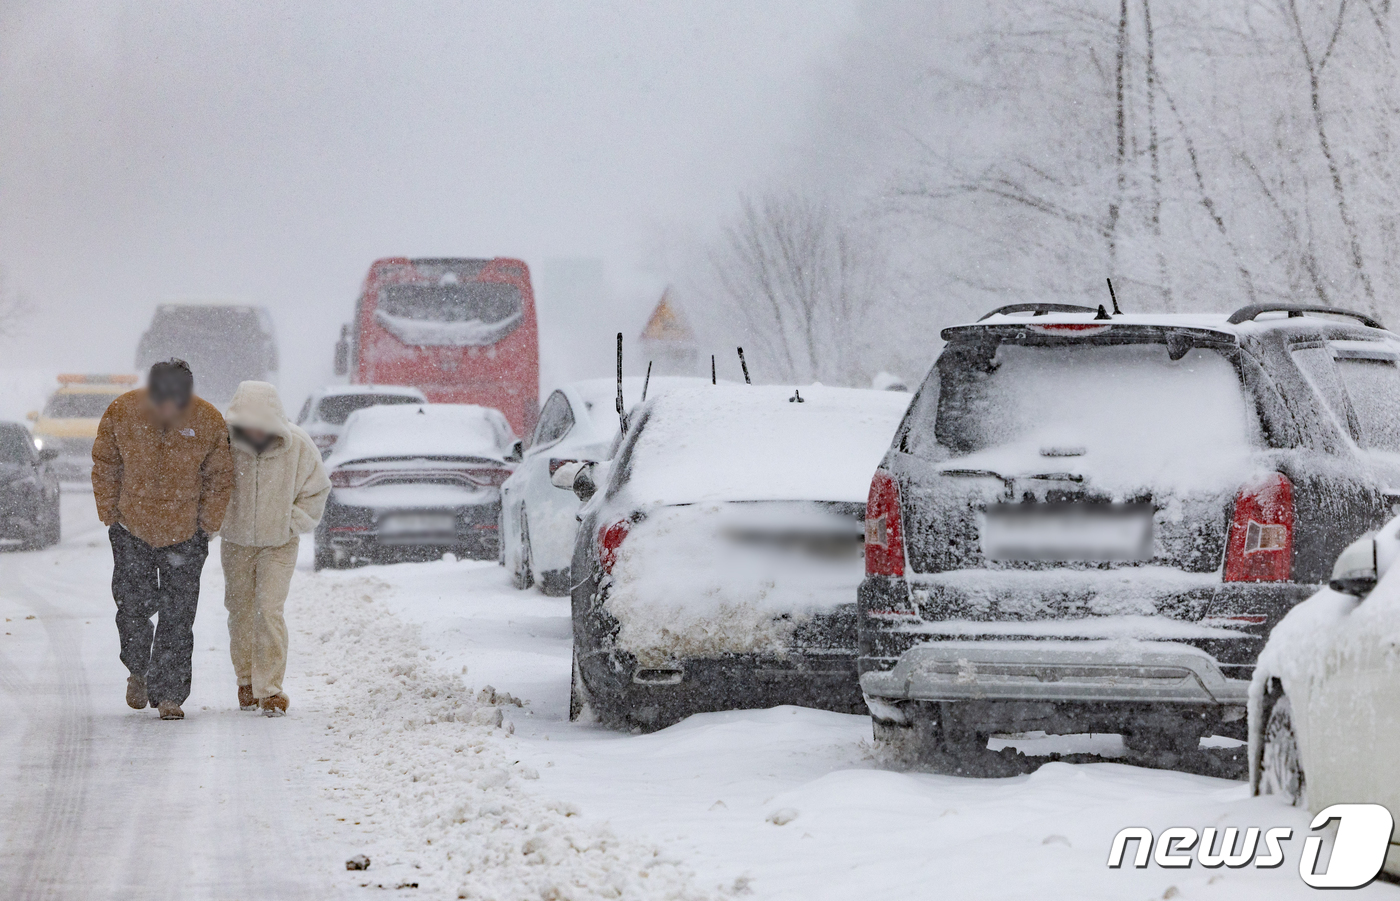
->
<box><xmin>136</xmin><ymin>303</ymin><xmax>279</xmax><ymax>407</ymax></box>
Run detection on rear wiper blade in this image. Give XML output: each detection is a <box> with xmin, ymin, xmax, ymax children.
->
<box><xmin>1025</xmin><ymin>471</ymin><xmax>1084</xmax><ymax>482</ymax></box>
<box><xmin>941</xmin><ymin>468</ymin><xmax>1010</xmax><ymax>485</ymax></box>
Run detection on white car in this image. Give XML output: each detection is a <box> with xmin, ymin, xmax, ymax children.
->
<box><xmin>1251</xmin><ymin>514</ymin><xmax>1400</xmax><ymax>878</ymax></box>
<box><xmin>315</xmin><ymin>403</ymin><xmax>518</xmax><ymax>568</ymax></box>
<box><xmin>500</xmin><ymin>377</ymin><xmax>698</xmax><ymax>595</ymax></box>
<box><xmin>296</xmin><ymin>384</ymin><xmax>428</xmax><ymax>458</ymax></box>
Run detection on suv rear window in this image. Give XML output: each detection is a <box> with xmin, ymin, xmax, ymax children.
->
<box><xmin>920</xmin><ymin>342</ymin><xmax>1256</xmax><ymax>462</ymax></box>
<box><xmin>317</xmin><ymin>393</ymin><xmax>420</xmax><ymax>426</ymax></box>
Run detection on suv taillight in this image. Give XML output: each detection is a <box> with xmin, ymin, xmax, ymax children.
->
<box><xmin>1223</xmin><ymin>472</ymin><xmax>1294</xmax><ymax>582</ymax></box>
<box><xmin>598</xmin><ymin>520</ymin><xmax>630</xmax><ymax>575</ymax></box>
<box><xmin>865</xmin><ymin>469</ymin><xmax>905</xmax><ymax>577</ymax></box>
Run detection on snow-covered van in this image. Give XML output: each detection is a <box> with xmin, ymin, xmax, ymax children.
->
<box><xmin>859</xmin><ymin>302</ymin><xmax>1400</xmax><ymax>773</ymax></box>
<box><xmin>561</xmin><ymin>383</ymin><xmax>911</xmax><ymax>731</ymax></box>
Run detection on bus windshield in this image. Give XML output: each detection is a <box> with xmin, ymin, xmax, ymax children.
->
<box><xmin>379</xmin><ymin>282</ymin><xmax>521</xmax><ymax>324</ymax></box>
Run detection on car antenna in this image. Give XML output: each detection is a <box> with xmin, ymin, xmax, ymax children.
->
<box><xmin>737</xmin><ymin>347</ymin><xmax>751</xmax><ymax>384</ymax></box>
<box><xmin>711</xmin><ymin>354</ymin><xmax>716</xmax><ymax>385</ymax></box>
<box><xmin>1106</xmin><ymin>278</ymin><xmax>1122</xmax><ymax>315</ymax></box>
<box><xmin>615</xmin><ymin>332</ymin><xmax>627</xmax><ymax>434</ymax></box>
<box><xmin>641</xmin><ymin>361</ymin><xmax>653</xmax><ymax>402</ymax></box>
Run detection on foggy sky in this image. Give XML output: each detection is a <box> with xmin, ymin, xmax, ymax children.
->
<box><xmin>0</xmin><ymin>0</ymin><xmax>855</xmax><ymax>409</ymax></box>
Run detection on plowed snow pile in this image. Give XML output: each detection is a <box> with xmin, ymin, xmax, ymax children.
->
<box><xmin>291</xmin><ymin>571</ymin><xmax>709</xmax><ymax>901</ymax></box>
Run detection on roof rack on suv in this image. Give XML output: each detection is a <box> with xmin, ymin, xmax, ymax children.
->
<box><xmin>1226</xmin><ymin>303</ymin><xmax>1384</xmax><ymax>330</ymax></box>
<box><xmin>977</xmin><ymin>303</ymin><xmax>1099</xmax><ymax>321</ymax></box>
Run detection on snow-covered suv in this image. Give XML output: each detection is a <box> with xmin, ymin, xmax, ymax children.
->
<box><xmin>859</xmin><ymin>302</ymin><xmax>1400</xmax><ymax>773</ymax></box>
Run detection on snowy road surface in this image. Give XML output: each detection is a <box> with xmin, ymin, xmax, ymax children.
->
<box><xmin>1</xmin><ymin>493</ymin><xmax>1396</xmax><ymax>899</ymax></box>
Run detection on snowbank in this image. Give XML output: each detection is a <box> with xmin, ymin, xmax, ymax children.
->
<box><xmin>292</xmin><ymin>571</ymin><xmax>709</xmax><ymax>900</ymax></box>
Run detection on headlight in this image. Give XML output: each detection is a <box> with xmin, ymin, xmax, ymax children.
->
<box><xmin>32</xmin><ymin>437</ymin><xmax>43</xmax><ymax>451</ymax></box>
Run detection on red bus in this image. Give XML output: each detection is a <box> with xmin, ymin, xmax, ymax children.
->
<box><xmin>335</xmin><ymin>257</ymin><xmax>539</xmax><ymax>436</ymax></box>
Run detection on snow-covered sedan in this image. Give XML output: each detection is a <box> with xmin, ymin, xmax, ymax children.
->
<box><xmin>296</xmin><ymin>384</ymin><xmax>428</xmax><ymax>458</ymax></box>
<box><xmin>500</xmin><ymin>376</ymin><xmax>699</xmax><ymax>595</ymax></box>
<box><xmin>557</xmin><ymin>383</ymin><xmax>911</xmax><ymax>730</ymax></box>
<box><xmin>315</xmin><ymin>403</ymin><xmax>517</xmax><ymax>569</ymax></box>
<box><xmin>1251</xmin><ymin>516</ymin><xmax>1400</xmax><ymax>878</ymax></box>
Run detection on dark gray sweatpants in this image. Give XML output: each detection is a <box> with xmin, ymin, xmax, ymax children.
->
<box><xmin>110</xmin><ymin>525</ymin><xmax>209</xmax><ymax>707</ymax></box>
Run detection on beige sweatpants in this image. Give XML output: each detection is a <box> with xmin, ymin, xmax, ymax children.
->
<box><xmin>222</xmin><ymin>536</ymin><xmax>299</xmax><ymax>700</ymax></box>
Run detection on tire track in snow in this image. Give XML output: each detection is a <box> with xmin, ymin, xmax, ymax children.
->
<box><xmin>2</xmin><ymin>571</ymin><xmax>94</xmax><ymax>901</ymax></box>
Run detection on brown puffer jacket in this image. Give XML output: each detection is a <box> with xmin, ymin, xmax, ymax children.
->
<box><xmin>92</xmin><ymin>389</ymin><xmax>235</xmax><ymax>548</ymax></box>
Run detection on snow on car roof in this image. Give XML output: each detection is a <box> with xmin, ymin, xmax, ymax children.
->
<box><xmin>316</xmin><ymin>384</ymin><xmax>426</xmax><ymax>399</ymax></box>
<box><xmin>329</xmin><ymin>403</ymin><xmax>514</xmax><ymax>464</ymax></box>
<box><xmin>572</xmin><ymin>376</ymin><xmax>713</xmax><ymax>438</ymax></box>
<box><xmin>620</xmin><ymin>384</ymin><xmax>912</xmax><ymax>506</ymax></box>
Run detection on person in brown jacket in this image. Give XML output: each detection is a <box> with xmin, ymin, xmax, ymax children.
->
<box><xmin>92</xmin><ymin>359</ymin><xmax>234</xmax><ymax>720</ymax></box>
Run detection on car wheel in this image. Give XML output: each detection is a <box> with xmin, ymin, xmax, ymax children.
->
<box><xmin>510</xmin><ymin>511</ymin><xmax>534</xmax><ymax>590</ymax></box>
<box><xmin>569</xmin><ymin>648</ymin><xmax>595</xmax><ymax>723</ymax></box>
<box><xmin>313</xmin><ymin>542</ymin><xmax>337</xmax><ymax>571</ymax></box>
<box><xmin>42</xmin><ymin>499</ymin><xmax>60</xmax><ymax>548</ymax></box>
<box><xmin>1261</xmin><ymin>695</ymin><xmax>1306</xmax><ymax>806</ymax></box>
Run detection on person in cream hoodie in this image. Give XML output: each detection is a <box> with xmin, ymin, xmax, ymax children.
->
<box><xmin>220</xmin><ymin>381</ymin><xmax>330</xmax><ymax>716</ymax></box>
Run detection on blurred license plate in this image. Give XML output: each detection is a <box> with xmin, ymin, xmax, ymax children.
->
<box><xmin>981</xmin><ymin>504</ymin><xmax>1152</xmax><ymax>562</ymax></box>
<box><xmin>379</xmin><ymin>513</ymin><xmax>456</xmax><ymax>536</ymax></box>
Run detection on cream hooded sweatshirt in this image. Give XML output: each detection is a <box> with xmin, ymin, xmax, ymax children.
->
<box><xmin>220</xmin><ymin>381</ymin><xmax>331</xmax><ymax>547</ymax></box>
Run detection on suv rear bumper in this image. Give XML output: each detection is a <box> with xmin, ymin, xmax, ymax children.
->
<box><xmin>860</xmin><ymin>640</ymin><xmax>1250</xmax><ymax>707</ymax></box>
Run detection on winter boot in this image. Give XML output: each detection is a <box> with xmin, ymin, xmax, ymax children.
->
<box><xmin>157</xmin><ymin>701</ymin><xmax>184</xmax><ymax>720</ymax></box>
<box><xmin>238</xmin><ymin>685</ymin><xmax>256</xmax><ymax>711</ymax></box>
<box><xmin>259</xmin><ymin>694</ymin><xmax>289</xmax><ymax>718</ymax></box>
<box><xmin>126</xmin><ymin>674</ymin><xmax>148</xmax><ymax>710</ymax></box>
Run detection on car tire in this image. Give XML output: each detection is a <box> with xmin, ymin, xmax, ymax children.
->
<box><xmin>1261</xmin><ymin>695</ymin><xmax>1306</xmax><ymax>806</ymax></box>
<box><xmin>41</xmin><ymin>499</ymin><xmax>60</xmax><ymax>548</ymax></box>
<box><xmin>313</xmin><ymin>542</ymin><xmax>337</xmax><ymax>572</ymax></box>
<box><xmin>510</xmin><ymin>511</ymin><xmax>534</xmax><ymax>591</ymax></box>
<box><xmin>22</xmin><ymin>500</ymin><xmax>61</xmax><ymax>551</ymax></box>
<box><xmin>569</xmin><ymin>648</ymin><xmax>595</xmax><ymax>723</ymax></box>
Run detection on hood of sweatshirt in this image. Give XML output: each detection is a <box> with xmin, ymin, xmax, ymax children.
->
<box><xmin>225</xmin><ymin>381</ymin><xmax>291</xmax><ymax>448</ymax></box>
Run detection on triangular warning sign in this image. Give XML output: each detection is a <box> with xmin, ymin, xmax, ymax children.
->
<box><xmin>640</xmin><ymin>290</ymin><xmax>693</xmax><ymax>342</ymax></box>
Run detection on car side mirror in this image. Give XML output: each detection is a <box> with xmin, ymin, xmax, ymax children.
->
<box><xmin>1330</xmin><ymin>536</ymin><xmax>1379</xmax><ymax>596</ymax></box>
<box><xmin>505</xmin><ymin>439</ymin><xmax>523</xmax><ymax>464</ymax></box>
<box><xmin>25</xmin><ymin>411</ymin><xmax>37</xmax><ymax>422</ymax></box>
<box><xmin>37</xmin><ymin>446</ymin><xmax>59</xmax><ymax>462</ymax></box>
<box><xmin>550</xmin><ymin>460</ymin><xmax>599</xmax><ymax>502</ymax></box>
